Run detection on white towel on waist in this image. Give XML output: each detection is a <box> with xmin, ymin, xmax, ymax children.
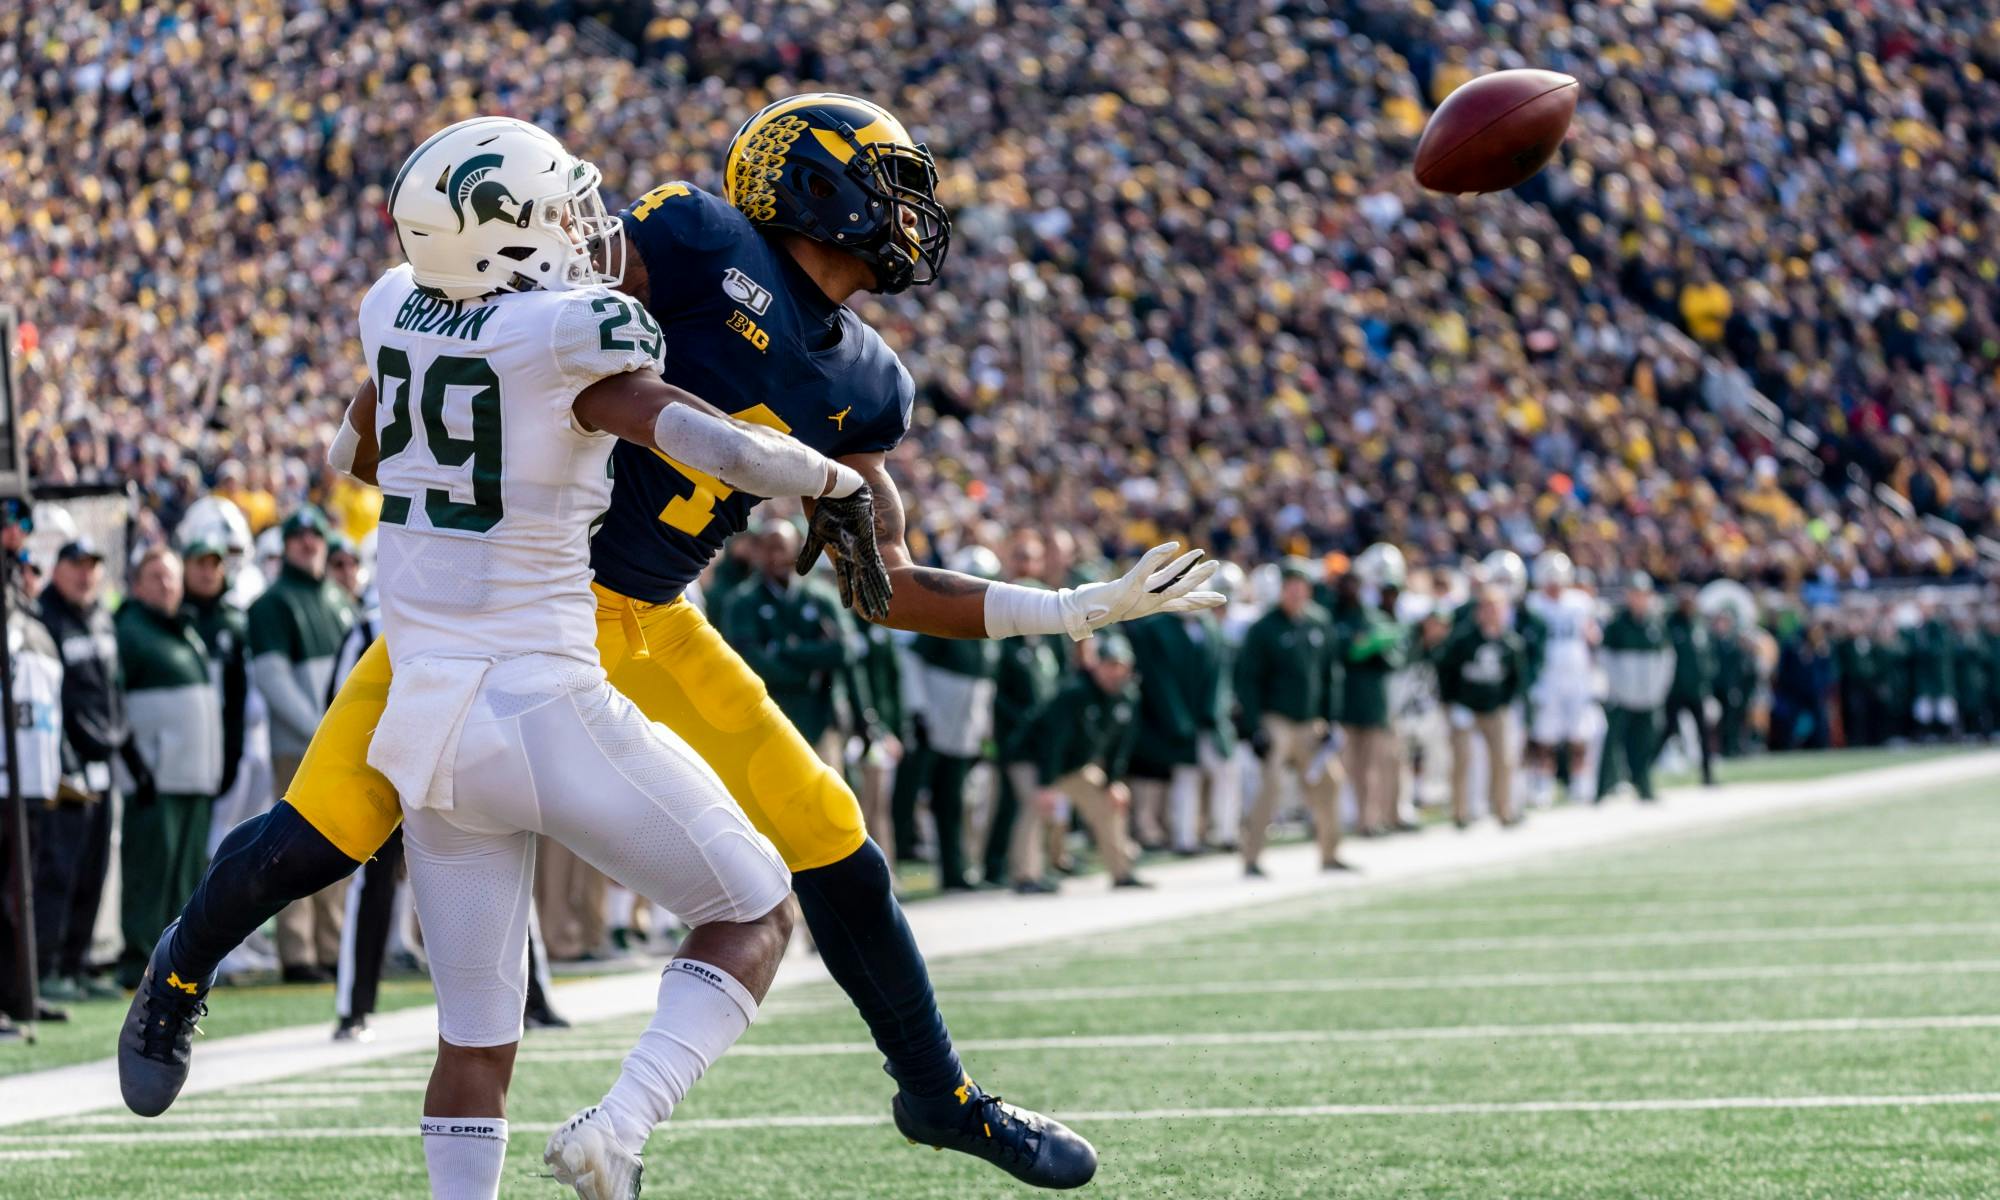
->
<box><xmin>367</xmin><ymin>655</ymin><xmax>492</xmax><ymax>812</ymax></box>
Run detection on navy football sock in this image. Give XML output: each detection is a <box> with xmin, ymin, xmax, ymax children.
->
<box><xmin>791</xmin><ymin>840</ymin><xmax>966</xmax><ymax>1106</ymax></box>
<box><xmin>165</xmin><ymin>802</ymin><xmax>364</xmax><ymax>984</ymax></box>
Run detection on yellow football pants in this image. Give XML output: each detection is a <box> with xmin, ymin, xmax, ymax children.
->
<box><xmin>286</xmin><ymin>584</ymin><xmax>867</xmax><ymax>873</ymax></box>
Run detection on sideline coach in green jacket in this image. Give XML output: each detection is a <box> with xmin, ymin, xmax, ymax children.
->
<box><xmin>1437</xmin><ymin>587</ymin><xmax>1527</xmax><ymax>828</ymax></box>
<box><xmin>1236</xmin><ymin>560</ymin><xmax>1348</xmax><ymax>875</ymax></box>
<box><xmin>116</xmin><ymin>547</ymin><xmax>223</xmax><ymax>986</ymax></box>
<box><xmin>247</xmin><ymin>506</ymin><xmax>354</xmax><ymax>982</ymax></box>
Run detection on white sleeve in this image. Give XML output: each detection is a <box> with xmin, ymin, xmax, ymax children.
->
<box><xmin>550</xmin><ymin>288</ymin><xmax>666</xmax><ymax>395</ymax></box>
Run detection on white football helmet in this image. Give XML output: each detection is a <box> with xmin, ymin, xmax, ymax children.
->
<box><xmin>176</xmin><ymin>495</ymin><xmax>253</xmax><ymax>563</ymax></box>
<box><xmin>1481</xmin><ymin>550</ymin><xmax>1528</xmax><ymax>600</ymax></box>
<box><xmin>1353</xmin><ymin>543</ymin><xmax>1406</xmax><ymax>590</ymax></box>
<box><xmin>24</xmin><ymin>503</ymin><xmax>77</xmax><ymax>576</ymax></box>
<box><xmin>389</xmin><ymin>116</ymin><xmax>623</xmax><ymax>300</ymax></box>
<box><xmin>1532</xmin><ymin>549</ymin><xmax>1574</xmax><ymax>589</ymax></box>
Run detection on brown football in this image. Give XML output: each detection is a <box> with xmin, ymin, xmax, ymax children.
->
<box><xmin>1414</xmin><ymin>69</ymin><xmax>1579</xmax><ymax>194</ymax></box>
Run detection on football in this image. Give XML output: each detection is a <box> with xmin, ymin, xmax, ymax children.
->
<box><xmin>1413</xmin><ymin>68</ymin><xmax>1580</xmax><ymax>194</ymax></box>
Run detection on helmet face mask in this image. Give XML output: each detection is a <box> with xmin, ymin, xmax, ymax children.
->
<box><xmin>391</xmin><ymin>117</ymin><xmax>624</xmax><ymax>300</ymax></box>
<box><xmin>726</xmin><ymin>94</ymin><xmax>953</xmax><ymax>295</ymax></box>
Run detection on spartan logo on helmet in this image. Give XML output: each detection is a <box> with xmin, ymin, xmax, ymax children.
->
<box><xmin>439</xmin><ymin>153</ymin><xmax>531</xmax><ymax>233</ymax></box>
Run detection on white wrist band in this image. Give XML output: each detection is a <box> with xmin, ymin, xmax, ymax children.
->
<box><xmin>825</xmin><ymin>461</ymin><xmax>866</xmax><ymax>499</ymax></box>
<box><xmin>983</xmin><ymin>581</ymin><xmax>1073</xmax><ymax>640</ymax></box>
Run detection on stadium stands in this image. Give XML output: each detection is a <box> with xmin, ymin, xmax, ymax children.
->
<box><xmin>7</xmin><ymin>0</ymin><xmax>1993</xmax><ymax>587</ymax></box>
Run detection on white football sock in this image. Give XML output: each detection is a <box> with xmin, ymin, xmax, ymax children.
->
<box><xmin>599</xmin><ymin>958</ymin><xmax>758</xmax><ymax>1154</ymax></box>
<box><xmin>420</xmin><ymin>1116</ymin><xmax>508</xmax><ymax>1200</ymax></box>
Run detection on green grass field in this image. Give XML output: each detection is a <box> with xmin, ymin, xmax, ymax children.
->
<box><xmin>5</xmin><ymin>756</ymin><xmax>1999</xmax><ymax>1197</ymax></box>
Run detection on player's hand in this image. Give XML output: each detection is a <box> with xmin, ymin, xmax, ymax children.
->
<box><xmin>1057</xmin><ymin>541</ymin><xmax>1226</xmax><ymax>641</ymax></box>
<box><xmin>798</xmin><ymin>484</ymin><xmax>894</xmax><ymax>622</ymax></box>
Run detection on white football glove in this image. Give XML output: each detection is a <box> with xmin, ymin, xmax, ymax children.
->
<box><xmin>1058</xmin><ymin>541</ymin><xmax>1226</xmax><ymax>641</ymax></box>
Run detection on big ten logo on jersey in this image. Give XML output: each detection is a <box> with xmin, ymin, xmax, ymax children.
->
<box><xmin>721</xmin><ymin>267</ymin><xmax>773</xmax><ymax>316</ymax></box>
<box><xmin>727</xmin><ymin>309</ymin><xmax>770</xmax><ymax>353</ymax></box>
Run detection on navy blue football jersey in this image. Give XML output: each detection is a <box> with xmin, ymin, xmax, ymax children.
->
<box><xmin>588</xmin><ymin>182</ymin><xmax>915</xmax><ymax>603</ymax></box>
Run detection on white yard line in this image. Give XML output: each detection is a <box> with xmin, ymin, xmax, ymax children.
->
<box><xmin>11</xmin><ymin>1092</ymin><xmax>2000</xmax><ymax>1145</ymax></box>
<box><xmin>510</xmin><ymin>1014</ymin><xmax>2000</xmax><ymax>1062</ymax></box>
<box><xmin>920</xmin><ymin>958</ymin><xmax>2000</xmax><ymax>1007</ymax></box>
<box><xmin>924</xmin><ymin>920</ymin><xmax>2000</xmax><ymax>974</ymax></box>
<box><xmin>1058</xmin><ymin>891</ymin><xmax>2000</xmax><ymax>942</ymax></box>
<box><xmin>4</xmin><ymin>749</ymin><xmax>1995</xmax><ymax>1130</ymax></box>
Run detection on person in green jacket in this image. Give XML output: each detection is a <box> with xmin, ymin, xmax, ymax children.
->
<box><xmin>855</xmin><ymin>619</ymin><xmax>905</xmax><ymax>858</ymax></box>
<box><xmin>1710</xmin><ymin>608</ymin><xmax>1755</xmax><ymax>757</ymax></box>
<box><xmin>1662</xmin><ymin>588</ymin><xmax>1717</xmax><ymax>785</ymax></box>
<box><xmin>245</xmin><ymin>506</ymin><xmax>354</xmax><ymax>983</ymax></box>
<box><xmin>1027</xmin><ymin>634</ymin><xmax>1147</xmax><ymax>890</ymax></box>
<box><xmin>179</xmin><ymin>537</ymin><xmax>247</xmax><ymax>808</ymax></box>
<box><xmin>1332</xmin><ymin>570</ymin><xmax>1406</xmax><ymax>837</ymax></box>
<box><xmin>1126</xmin><ymin>607</ymin><xmax>1237</xmax><ymax>856</ymax></box>
<box><xmin>1908</xmin><ymin>604</ymin><xmax>1957</xmax><ymax>739</ymax></box>
<box><xmin>890</xmin><ymin>547</ymin><xmax>1002</xmax><ymax>890</ymax></box>
<box><xmin>700</xmin><ymin>536</ymin><xmax>762</xmax><ymax>646</ymax></box>
<box><xmin>1596</xmin><ymin>573</ymin><xmax>1676</xmax><ymax>802</ymax></box>
<box><xmin>1846</xmin><ymin>613</ymin><xmax>1910</xmax><ymax>747</ymax></box>
<box><xmin>1437</xmin><ymin>587</ymin><xmax>1528</xmax><ymax>827</ymax></box>
<box><xmin>1985</xmin><ymin>611</ymin><xmax>2000</xmax><ymax>742</ymax></box>
<box><xmin>723</xmin><ymin>520</ymin><xmax>855</xmax><ymax>764</ymax></box>
<box><xmin>985</xmin><ymin>531</ymin><xmax>1065</xmax><ymax>890</ymax></box>
<box><xmin>1951</xmin><ymin>611</ymin><xmax>1990</xmax><ymax>740</ymax></box>
<box><xmin>116</xmin><ymin>547</ymin><xmax>224</xmax><ymax>987</ymax></box>
<box><xmin>1237</xmin><ymin>560</ymin><xmax>1348</xmax><ymax>875</ymax></box>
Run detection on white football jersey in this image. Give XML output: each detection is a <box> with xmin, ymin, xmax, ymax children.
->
<box><xmin>358</xmin><ymin>264</ymin><xmax>664</xmax><ymax>666</ymax></box>
<box><xmin>1527</xmin><ymin>586</ymin><xmax>1598</xmax><ymax>682</ymax></box>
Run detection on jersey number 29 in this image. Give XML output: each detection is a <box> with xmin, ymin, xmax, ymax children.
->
<box><xmin>374</xmin><ymin>346</ymin><xmax>504</xmax><ymax>533</ymax></box>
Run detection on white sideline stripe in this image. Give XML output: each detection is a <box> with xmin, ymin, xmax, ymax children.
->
<box><xmin>8</xmin><ymin>749</ymin><xmax>1997</xmax><ymax>1130</ymax></box>
<box><xmin>929</xmin><ymin>920</ymin><xmax>2000</xmax><ymax>970</ymax></box>
<box><xmin>67</xmin><ymin>1111</ymin><xmax>295</xmax><ymax>1127</ymax></box>
<box><xmin>0</xmin><ymin>1150</ymin><xmax>77</xmax><ymax>1160</ymax></box>
<box><xmin>913</xmin><ymin>958</ymin><xmax>2000</xmax><ymax>1006</ymax></box>
<box><xmin>508</xmin><ymin>1014</ymin><xmax>2000</xmax><ymax>1062</ymax></box>
<box><xmin>11</xmin><ymin>1093</ymin><xmax>2000</xmax><ymax>1145</ymax></box>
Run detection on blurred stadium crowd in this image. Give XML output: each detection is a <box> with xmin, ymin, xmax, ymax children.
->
<box><xmin>10</xmin><ymin>0</ymin><xmax>2000</xmax><ymax>586</ymax></box>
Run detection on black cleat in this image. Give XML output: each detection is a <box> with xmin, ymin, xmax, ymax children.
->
<box><xmin>893</xmin><ymin>1080</ymin><xmax>1097</xmax><ymax>1189</ymax></box>
<box><xmin>118</xmin><ymin>923</ymin><xmax>212</xmax><ymax>1117</ymax></box>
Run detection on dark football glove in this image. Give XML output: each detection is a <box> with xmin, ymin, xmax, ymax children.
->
<box><xmin>796</xmin><ymin>484</ymin><xmax>894</xmax><ymax>623</ymax></box>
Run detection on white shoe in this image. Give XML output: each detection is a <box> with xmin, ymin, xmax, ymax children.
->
<box><xmin>545</xmin><ymin>1106</ymin><xmax>643</xmax><ymax>1199</ymax></box>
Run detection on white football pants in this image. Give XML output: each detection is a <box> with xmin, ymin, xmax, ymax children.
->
<box><xmin>401</xmin><ymin>655</ymin><xmax>790</xmax><ymax>1047</ymax></box>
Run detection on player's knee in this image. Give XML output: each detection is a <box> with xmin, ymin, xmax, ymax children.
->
<box><xmin>792</xmin><ymin>838</ymin><xmax>893</xmax><ymax>910</ymax></box>
<box><xmin>429</xmin><ymin>1039</ymin><xmax>518</xmax><ymax>1114</ymax></box>
<box><xmin>743</xmin><ymin>894</ymin><xmax>796</xmax><ymax>950</ymax></box>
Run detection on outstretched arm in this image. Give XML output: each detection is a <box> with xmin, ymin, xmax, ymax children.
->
<box><xmin>329</xmin><ymin>379</ymin><xmax>380</xmax><ymax>486</ymax></box>
<box><xmin>573</xmin><ymin>371</ymin><xmax>862</xmax><ymax>501</ymax></box>
<box><xmin>575</xmin><ymin>371</ymin><xmax>893</xmax><ymax>619</ymax></box>
<box><xmin>834</xmin><ymin>452</ymin><xmax>991</xmax><ymax>638</ymax></box>
<box><xmin>825</xmin><ymin>452</ymin><xmax>1227</xmax><ymax>640</ymax></box>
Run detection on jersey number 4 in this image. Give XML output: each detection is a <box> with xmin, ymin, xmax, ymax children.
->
<box><xmin>374</xmin><ymin>347</ymin><xmax>504</xmax><ymax>533</ymax></box>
